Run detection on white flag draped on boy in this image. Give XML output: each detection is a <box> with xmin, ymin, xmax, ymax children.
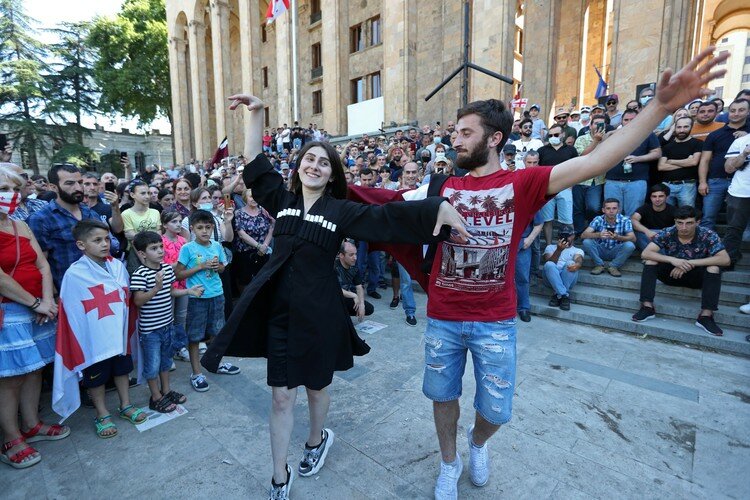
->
<box><xmin>265</xmin><ymin>0</ymin><xmax>289</xmax><ymax>24</ymax></box>
<box><xmin>52</xmin><ymin>255</ymin><xmax>142</xmax><ymax>421</ymax></box>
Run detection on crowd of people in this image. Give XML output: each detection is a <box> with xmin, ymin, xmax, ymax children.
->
<box><xmin>0</xmin><ymin>48</ymin><xmax>747</xmax><ymax>500</ymax></box>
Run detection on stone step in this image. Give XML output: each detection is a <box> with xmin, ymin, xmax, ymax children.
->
<box><xmin>569</xmin><ymin>272</ymin><xmax>749</xmax><ymax>306</ymax></box>
<box><xmin>528</xmin><ymin>296</ymin><xmax>750</xmax><ymax>357</ymax></box>
<box><xmin>531</xmin><ymin>283</ymin><xmax>750</xmax><ymax>331</ymax></box>
<box><xmin>575</xmin><ymin>256</ymin><xmax>750</xmax><ymax>284</ymax></box>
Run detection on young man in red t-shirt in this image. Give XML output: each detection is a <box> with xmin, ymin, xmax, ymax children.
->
<box><xmin>416</xmin><ymin>48</ymin><xmax>728</xmax><ymax>499</ymax></box>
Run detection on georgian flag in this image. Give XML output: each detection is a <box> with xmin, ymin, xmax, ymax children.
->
<box><xmin>0</xmin><ymin>190</ymin><xmax>20</xmax><ymax>215</ymax></box>
<box><xmin>265</xmin><ymin>0</ymin><xmax>289</xmax><ymax>24</ymax></box>
<box><xmin>52</xmin><ymin>255</ymin><xmax>142</xmax><ymax>421</ymax></box>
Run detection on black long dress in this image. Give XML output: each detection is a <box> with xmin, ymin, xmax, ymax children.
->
<box><xmin>201</xmin><ymin>154</ymin><xmax>448</xmax><ymax>390</ymax></box>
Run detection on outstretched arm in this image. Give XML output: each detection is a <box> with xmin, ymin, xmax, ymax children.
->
<box><xmin>547</xmin><ymin>47</ymin><xmax>728</xmax><ymax>195</ymax></box>
<box><xmin>230</xmin><ymin>94</ymin><xmax>264</xmax><ymax>159</ymax></box>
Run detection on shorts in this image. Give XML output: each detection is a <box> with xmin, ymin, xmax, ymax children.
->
<box><xmin>539</xmin><ymin>188</ymin><xmax>573</xmax><ymax>224</ymax></box>
<box><xmin>186</xmin><ymin>296</ymin><xmax>225</xmax><ymax>343</ymax></box>
<box><xmin>422</xmin><ymin>317</ymin><xmax>517</xmax><ymax>426</ymax></box>
<box><xmin>139</xmin><ymin>324</ymin><xmax>174</xmax><ymax>380</ymax></box>
<box><xmin>81</xmin><ymin>354</ymin><xmax>133</xmax><ymax>388</ymax></box>
<box><xmin>0</xmin><ymin>302</ymin><xmax>56</xmax><ymax>378</ymax></box>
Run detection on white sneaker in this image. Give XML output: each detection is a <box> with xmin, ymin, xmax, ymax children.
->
<box><xmin>466</xmin><ymin>425</ymin><xmax>489</xmax><ymax>486</ymax></box>
<box><xmin>198</xmin><ymin>342</ymin><xmax>208</xmax><ymax>355</ymax></box>
<box><xmin>740</xmin><ymin>303</ymin><xmax>750</xmax><ymax>315</ymax></box>
<box><xmin>434</xmin><ymin>453</ymin><xmax>462</xmax><ymax>500</ymax></box>
<box><xmin>174</xmin><ymin>347</ymin><xmax>190</xmax><ymax>362</ymax></box>
<box><xmin>269</xmin><ymin>464</ymin><xmax>294</xmax><ymax>500</ymax></box>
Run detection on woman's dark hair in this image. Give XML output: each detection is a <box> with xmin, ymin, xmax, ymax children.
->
<box><xmin>173</xmin><ymin>178</ymin><xmax>193</xmax><ymax>191</ymax></box>
<box><xmin>158</xmin><ymin>188</ymin><xmax>172</xmax><ymax>201</ymax></box>
<box><xmin>184</xmin><ymin>172</ymin><xmax>201</xmax><ymax>190</ymax></box>
<box><xmin>160</xmin><ymin>210</ymin><xmax>181</xmax><ymax>225</ymax></box>
<box><xmin>288</xmin><ymin>141</ymin><xmax>347</xmax><ymax>199</ymax></box>
<box><xmin>116</xmin><ymin>181</ymin><xmax>130</xmax><ymax>199</ymax></box>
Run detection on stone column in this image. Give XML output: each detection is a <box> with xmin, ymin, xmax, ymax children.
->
<box><xmin>382</xmin><ymin>0</ymin><xmax>417</xmax><ymax>127</ymax></box>
<box><xmin>321</xmin><ymin>0</ymin><xmax>347</xmax><ymax>135</ymax></box>
<box><xmin>583</xmin><ymin>0</ymin><xmax>607</xmax><ymax>101</ymax></box>
<box><xmin>275</xmin><ymin>13</ymin><xmax>292</xmax><ymax>126</ymax></box>
<box><xmin>169</xmin><ymin>36</ymin><xmax>191</xmax><ymax>164</ymax></box>
<box><xmin>469</xmin><ymin>0</ymin><xmax>515</xmax><ymax>102</ymax></box>
<box><xmin>553</xmin><ymin>0</ymin><xmax>585</xmax><ymax>109</ymax></box>
<box><xmin>658</xmin><ymin>0</ymin><xmax>698</xmax><ymax>73</ymax></box>
<box><xmin>188</xmin><ymin>19</ymin><xmax>210</xmax><ymax>159</ymax></box>
<box><xmin>237</xmin><ymin>0</ymin><xmax>261</xmax><ymax>154</ymax></box>
<box><xmin>210</xmin><ymin>1</ymin><xmax>232</xmax><ymax>146</ymax></box>
<box><xmin>522</xmin><ymin>0</ymin><xmax>561</xmax><ymax>121</ymax></box>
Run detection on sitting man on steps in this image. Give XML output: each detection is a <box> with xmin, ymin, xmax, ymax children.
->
<box><xmin>631</xmin><ymin>183</ymin><xmax>677</xmax><ymax>251</ymax></box>
<box><xmin>335</xmin><ymin>240</ymin><xmax>374</xmax><ymax>321</ymax></box>
<box><xmin>581</xmin><ymin>198</ymin><xmax>636</xmax><ymax>277</ymax></box>
<box><xmin>543</xmin><ymin>226</ymin><xmax>584</xmax><ymax>311</ymax></box>
<box><xmin>632</xmin><ymin>205</ymin><xmax>730</xmax><ymax>336</ymax></box>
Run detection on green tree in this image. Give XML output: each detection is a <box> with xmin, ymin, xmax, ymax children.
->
<box><xmin>88</xmin><ymin>0</ymin><xmax>171</xmax><ymax>128</ymax></box>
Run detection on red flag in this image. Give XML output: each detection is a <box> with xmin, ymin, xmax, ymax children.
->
<box><xmin>210</xmin><ymin>136</ymin><xmax>229</xmax><ymax>167</ymax></box>
<box><xmin>266</xmin><ymin>0</ymin><xmax>290</xmax><ymax>24</ymax></box>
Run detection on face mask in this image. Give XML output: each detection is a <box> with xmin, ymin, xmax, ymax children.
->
<box><xmin>198</xmin><ymin>203</ymin><xmax>213</xmax><ymax>211</ymax></box>
<box><xmin>548</xmin><ymin>136</ymin><xmax>562</xmax><ymax>146</ymax></box>
<box><xmin>640</xmin><ymin>96</ymin><xmax>653</xmax><ymax>106</ymax></box>
<box><xmin>0</xmin><ymin>191</ymin><xmax>19</xmax><ymax>215</ymax></box>
<box><xmin>433</xmin><ymin>137</ymin><xmax>442</xmax><ymax>145</ymax></box>
<box><xmin>580</xmin><ymin>113</ymin><xmax>590</xmax><ymax>122</ymax></box>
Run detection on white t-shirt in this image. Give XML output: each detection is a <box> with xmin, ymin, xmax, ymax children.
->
<box><xmin>726</xmin><ymin>135</ymin><xmax>750</xmax><ymax>198</ymax></box>
<box><xmin>543</xmin><ymin>245</ymin><xmax>584</xmax><ymax>270</ymax></box>
<box><xmin>513</xmin><ymin>138</ymin><xmax>545</xmax><ymax>165</ymax></box>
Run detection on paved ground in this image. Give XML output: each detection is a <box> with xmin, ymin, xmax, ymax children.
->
<box><xmin>4</xmin><ymin>289</ymin><xmax>750</xmax><ymax>499</ymax></box>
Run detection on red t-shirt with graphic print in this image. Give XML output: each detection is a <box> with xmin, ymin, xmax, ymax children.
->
<box><xmin>427</xmin><ymin>167</ymin><xmax>553</xmax><ymax>322</ymax></box>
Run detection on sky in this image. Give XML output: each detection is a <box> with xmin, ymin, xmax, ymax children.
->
<box><xmin>25</xmin><ymin>0</ymin><xmax>172</xmax><ymax>134</ymax></box>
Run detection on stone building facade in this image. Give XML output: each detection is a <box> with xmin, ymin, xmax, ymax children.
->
<box><xmin>165</xmin><ymin>0</ymin><xmax>746</xmax><ymax>165</ymax></box>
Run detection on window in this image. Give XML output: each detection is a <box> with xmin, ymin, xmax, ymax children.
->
<box><xmin>261</xmin><ymin>24</ymin><xmax>267</xmax><ymax>43</ymax></box>
<box><xmin>370</xmin><ymin>72</ymin><xmax>381</xmax><ymax>98</ymax></box>
<box><xmin>312</xmin><ymin>90</ymin><xmax>322</xmax><ymax>115</ymax></box>
<box><xmin>311</xmin><ymin>43</ymin><xmax>322</xmax><ymax>69</ymax></box>
<box><xmin>264</xmin><ymin>107</ymin><xmax>270</xmax><ymax>127</ymax></box>
<box><xmin>350</xmin><ymin>24</ymin><xmax>364</xmax><ymax>53</ymax></box>
<box><xmin>515</xmin><ymin>27</ymin><xmax>524</xmax><ymax>55</ymax></box>
<box><xmin>717</xmin><ymin>50</ymin><xmax>729</xmax><ymax>65</ymax></box>
<box><xmin>714</xmin><ymin>86</ymin><xmax>723</xmax><ymax>98</ymax></box>
<box><xmin>747</xmin><ymin>38</ymin><xmax>750</xmax><ymax>47</ymax></box>
<box><xmin>745</xmin><ymin>55</ymin><xmax>750</xmax><ymax>65</ymax></box>
<box><xmin>351</xmin><ymin>77</ymin><xmax>365</xmax><ymax>103</ymax></box>
<box><xmin>310</xmin><ymin>0</ymin><xmax>321</xmax><ymax>23</ymax></box>
<box><xmin>262</xmin><ymin>67</ymin><xmax>269</xmax><ymax>88</ymax></box>
<box><xmin>721</xmin><ymin>37</ymin><xmax>728</xmax><ymax>43</ymax></box>
<box><xmin>742</xmin><ymin>74</ymin><xmax>750</xmax><ymax>83</ymax></box>
<box><xmin>369</xmin><ymin>16</ymin><xmax>381</xmax><ymax>46</ymax></box>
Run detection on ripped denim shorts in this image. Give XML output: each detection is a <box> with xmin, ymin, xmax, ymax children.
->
<box><xmin>422</xmin><ymin>317</ymin><xmax>517</xmax><ymax>426</ymax></box>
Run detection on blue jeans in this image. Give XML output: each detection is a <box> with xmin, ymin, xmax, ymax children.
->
<box><xmin>515</xmin><ymin>240</ymin><xmax>532</xmax><ymax>312</ymax></box>
<box><xmin>665</xmin><ymin>182</ymin><xmax>697</xmax><ymax>208</ymax></box>
<box><xmin>699</xmin><ymin>178</ymin><xmax>730</xmax><ymax>230</ymax></box>
<box><xmin>357</xmin><ymin>242</ymin><xmax>382</xmax><ymax>293</ymax></box>
<box><xmin>543</xmin><ymin>261</ymin><xmax>579</xmax><ymax>297</ymax></box>
<box><xmin>539</xmin><ymin>188</ymin><xmax>573</xmax><ymax>224</ymax></box>
<box><xmin>422</xmin><ymin>318</ymin><xmax>517</xmax><ymax>426</ymax></box>
<box><xmin>635</xmin><ymin>230</ymin><xmax>660</xmax><ymax>251</ymax></box>
<box><xmin>573</xmin><ymin>184</ymin><xmax>603</xmax><ymax>234</ymax></box>
<box><xmin>139</xmin><ymin>325</ymin><xmax>175</xmax><ymax>380</ymax></box>
<box><xmin>582</xmin><ymin>239</ymin><xmax>636</xmax><ymax>268</ymax></box>
<box><xmin>172</xmin><ymin>294</ymin><xmax>188</xmax><ymax>353</ymax></box>
<box><xmin>604</xmin><ymin>180</ymin><xmax>647</xmax><ymax>217</ymax></box>
<box><xmin>397</xmin><ymin>263</ymin><xmax>416</xmax><ymax>316</ymax></box>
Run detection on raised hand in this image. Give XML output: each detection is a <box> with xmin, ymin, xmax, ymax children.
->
<box><xmin>434</xmin><ymin>201</ymin><xmax>470</xmax><ymax>242</ymax></box>
<box><xmin>654</xmin><ymin>47</ymin><xmax>729</xmax><ymax>112</ymax></box>
<box><xmin>228</xmin><ymin>94</ymin><xmax>264</xmax><ymax>112</ymax></box>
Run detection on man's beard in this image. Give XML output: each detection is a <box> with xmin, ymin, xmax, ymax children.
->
<box><xmin>455</xmin><ymin>144</ymin><xmax>490</xmax><ymax>170</ymax></box>
<box><xmin>521</xmin><ymin>130</ymin><xmax>531</xmax><ymax>137</ymax></box>
<box><xmin>675</xmin><ymin>132</ymin><xmax>690</xmax><ymax>140</ymax></box>
<box><xmin>59</xmin><ymin>189</ymin><xmax>84</xmax><ymax>204</ymax></box>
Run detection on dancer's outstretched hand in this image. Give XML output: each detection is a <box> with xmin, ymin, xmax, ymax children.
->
<box><xmin>434</xmin><ymin>201</ymin><xmax>470</xmax><ymax>242</ymax></box>
<box><xmin>228</xmin><ymin>94</ymin><xmax>264</xmax><ymax>111</ymax></box>
<box><xmin>654</xmin><ymin>46</ymin><xmax>729</xmax><ymax>112</ymax></box>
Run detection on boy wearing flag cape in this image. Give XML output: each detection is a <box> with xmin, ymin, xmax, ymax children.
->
<box><xmin>52</xmin><ymin>220</ymin><xmax>147</xmax><ymax>436</ymax></box>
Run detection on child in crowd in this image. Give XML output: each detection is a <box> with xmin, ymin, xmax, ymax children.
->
<box><xmin>122</xmin><ymin>180</ymin><xmax>161</xmax><ymax>273</ymax></box>
<box><xmin>175</xmin><ymin>210</ymin><xmax>240</xmax><ymax>392</ymax></box>
<box><xmin>161</xmin><ymin>211</ymin><xmax>190</xmax><ymax>362</ymax></box>
<box><xmin>131</xmin><ymin>231</ymin><xmax>204</xmax><ymax>412</ymax></box>
<box><xmin>59</xmin><ymin>220</ymin><xmax>147</xmax><ymax>437</ymax></box>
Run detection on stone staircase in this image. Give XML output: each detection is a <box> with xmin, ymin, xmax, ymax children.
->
<box><xmin>529</xmin><ymin>238</ymin><xmax>750</xmax><ymax>357</ymax></box>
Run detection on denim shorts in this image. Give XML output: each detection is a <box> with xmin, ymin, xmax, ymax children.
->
<box><xmin>186</xmin><ymin>296</ymin><xmax>225</xmax><ymax>343</ymax></box>
<box><xmin>0</xmin><ymin>302</ymin><xmax>56</xmax><ymax>378</ymax></box>
<box><xmin>139</xmin><ymin>324</ymin><xmax>174</xmax><ymax>380</ymax></box>
<box><xmin>422</xmin><ymin>317</ymin><xmax>517</xmax><ymax>425</ymax></box>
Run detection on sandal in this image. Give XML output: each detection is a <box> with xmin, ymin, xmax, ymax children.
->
<box><xmin>163</xmin><ymin>390</ymin><xmax>187</xmax><ymax>405</ymax></box>
<box><xmin>22</xmin><ymin>421</ymin><xmax>71</xmax><ymax>443</ymax></box>
<box><xmin>117</xmin><ymin>405</ymin><xmax>148</xmax><ymax>425</ymax></box>
<box><xmin>94</xmin><ymin>415</ymin><xmax>118</xmax><ymax>439</ymax></box>
<box><xmin>149</xmin><ymin>395</ymin><xmax>177</xmax><ymax>414</ymax></box>
<box><xmin>0</xmin><ymin>436</ymin><xmax>41</xmax><ymax>469</ymax></box>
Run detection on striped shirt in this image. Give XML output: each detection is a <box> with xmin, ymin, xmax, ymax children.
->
<box><xmin>130</xmin><ymin>263</ymin><xmax>175</xmax><ymax>333</ymax></box>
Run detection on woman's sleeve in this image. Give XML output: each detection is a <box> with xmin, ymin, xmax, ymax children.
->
<box><xmin>336</xmin><ymin>196</ymin><xmax>449</xmax><ymax>245</ymax></box>
<box><xmin>242</xmin><ymin>154</ymin><xmax>292</xmax><ymax>217</ymax></box>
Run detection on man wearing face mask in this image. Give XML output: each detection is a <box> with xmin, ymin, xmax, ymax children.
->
<box><xmin>574</xmin><ymin>106</ymin><xmax>593</xmax><ymax>136</ymax></box>
<box><xmin>513</xmin><ymin>118</ymin><xmax>545</xmax><ymax>165</ymax></box>
<box><xmin>658</xmin><ymin>116</ymin><xmax>702</xmax><ymax>207</ymax></box>
<box><xmin>538</xmin><ymin>124</ymin><xmax>579</xmax><ymax>245</ymax></box>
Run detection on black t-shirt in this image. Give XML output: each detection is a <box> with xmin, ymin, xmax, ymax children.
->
<box><xmin>660</xmin><ymin>138</ymin><xmax>702</xmax><ymax>181</ymax></box>
<box><xmin>634</xmin><ymin>203</ymin><xmax>676</xmax><ymax>230</ymax></box>
<box><xmin>538</xmin><ymin>144</ymin><xmax>578</xmax><ymax>166</ymax></box>
<box><xmin>334</xmin><ymin>260</ymin><xmax>362</xmax><ymax>293</ymax></box>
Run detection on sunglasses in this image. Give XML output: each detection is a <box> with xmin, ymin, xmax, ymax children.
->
<box><xmin>606</xmin><ymin>100</ymin><xmax>617</xmax><ymax>104</ymax></box>
<box><xmin>521</xmin><ymin>126</ymin><xmax>532</xmax><ymax>130</ymax></box>
<box><xmin>549</xmin><ymin>133</ymin><xmax>561</xmax><ymax>137</ymax></box>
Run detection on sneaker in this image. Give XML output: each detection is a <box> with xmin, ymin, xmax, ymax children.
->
<box><xmin>298</xmin><ymin>428</ymin><xmax>335</xmax><ymax>477</ymax></box>
<box><xmin>405</xmin><ymin>315</ymin><xmax>417</xmax><ymax>327</ymax></box>
<box><xmin>607</xmin><ymin>266</ymin><xmax>622</xmax><ymax>277</ymax></box>
<box><xmin>169</xmin><ymin>361</ymin><xmax>176</xmax><ymax>372</ymax></box>
<box><xmin>269</xmin><ymin>464</ymin><xmax>294</xmax><ymax>500</ymax></box>
<box><xmin>739</xmin><ymin>303</ymin><xmax>750</xmax><ymax>315</ymax></box>
<box><xmin>367</xmin><ymin>290</ymin><xmax>382</xmax><ymax>300</ymax></box>
<box><xmin>174</xmin><ymin>347</ymin><xmax>190</xmax><ymax>362</ymax></box>
<box><xmin>190</xmin><ymin>373</ymin><xmax>209</xmax><ymax>392</ymax></box>
<box><xmin>389</xmin><ymin>297</ymin><xmax>400</xmax><ymax>309</ymax></box>
<box><xmin>695</xmin><ymin>315</ymin><xmax>723</xmax><ymax>336</ymax></box>
<box><xmin>559</xmin><ymin>296</ymin><xmax>571</xmax><ymax>311</ymax></box>
<box><xmin>518</xmin><ymin>310</ymin><xmax>531</xmax><ymax>322</ymax></box>
<box><xmin>632</xmin><ymin>305</ymin><xmax>656</xmax><ymax>322</ymax></box>
<box><xmin>467</xmin><ymin>425</ymin><xmax>489</xmax><ymax>487</ymax></box>
<box><xmin>198</xmin><ymin>342</ymin><xmax>208</xmax><ymax>355</ymax></box>
<box><xmin>217</xmin><ymin>362</ymin><xmax>241</xmax><ymax>375</ymax></box>
<box><xmin>590</xmin><ymin>265</ymin><xmax>605</xmax><ymax>275</ymax></box>
<box><xmin>548</xmin><ymin>294</ymin><xmax>560</xmax><ymax>307</ymax></box>
<box><xmin>434</xmin><ymin>453</ymin><xmax>463</xmax><ymax>500</ymax></box>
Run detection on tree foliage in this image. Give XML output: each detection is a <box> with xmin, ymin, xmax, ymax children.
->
<box><xmin>88</xmin><ymin>0</ymin><xmax>171</xmax><ymax>127</ymax></box>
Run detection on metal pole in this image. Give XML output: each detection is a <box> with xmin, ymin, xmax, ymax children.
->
<box><xmin>291</xmin><ymin>0</ymin><xmax>299</xmax><ymax>121</ymax></box>
<box><xmin>462</xmin><ymin>0</ymin><xmax>470</xmax><ymax>107</ymax></box>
